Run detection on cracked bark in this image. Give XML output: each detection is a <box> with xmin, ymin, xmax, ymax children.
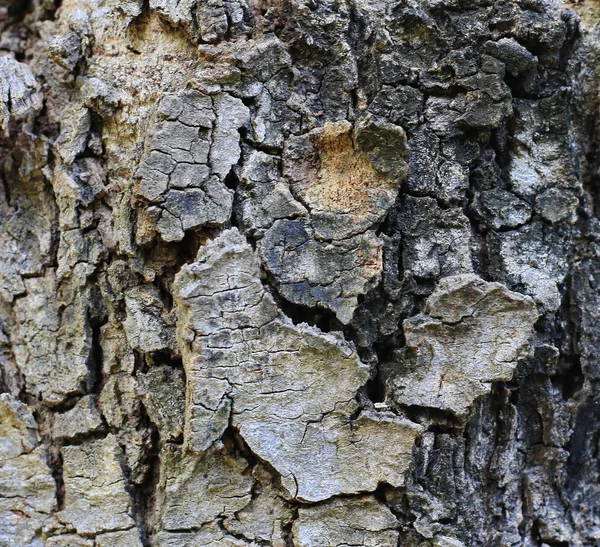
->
<box><xmin>1</xmin><ymin>0</ymin><xmax>600</xmax><ymax>546</ymax></box>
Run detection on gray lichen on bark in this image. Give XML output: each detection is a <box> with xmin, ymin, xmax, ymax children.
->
<box><xmin>0</xmin><ymin>0</ymin><xmax>600</xmax><ymax>546</ymax></box>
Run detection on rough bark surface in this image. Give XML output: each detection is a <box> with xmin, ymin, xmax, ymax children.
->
<box><xmin>0</xmin><ymin>0</ymin><xmax>599</xmax><ymax>546</ymax></box>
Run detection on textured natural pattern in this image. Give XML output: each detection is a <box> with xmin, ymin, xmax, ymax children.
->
<box><xmin>174</xmin><ymin>229</ymin><xmax>422</xmax><ymax>501</ymax></box>
<box><xmin>0</xmin><ymin>0</ymin><xmax>599</xmax><ymax>546</ymax></box>
<box><xmin>387</xmin><ymin>274</ymin><xmax>538</xmax><ymax>416</ymax></box>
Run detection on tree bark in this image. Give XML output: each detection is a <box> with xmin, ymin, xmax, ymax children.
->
<box><xmin>0</xmin><ymin>0</ymin><xmax>599</xmax><ymax>545</ymax></box>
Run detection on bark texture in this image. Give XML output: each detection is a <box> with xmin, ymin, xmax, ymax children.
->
<box><xmin>0</xmin><ymin>0</ymin><xmax>599</xmax><ymax>545</ymax></box>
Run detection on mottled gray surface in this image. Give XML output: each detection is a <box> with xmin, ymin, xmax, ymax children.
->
<box><xmin>174</xmin><ymin>229</ymin><xmax>422</xmax><ymax>502</ymax></box>
<box><xmin>0</xmin><ymin>0</ymin><xmax>599</xmax><ymax>546</ymax></box>
<box><xmin>386</xmin><ymin>274</ymin><xmax>538</xmax><ymax>417</ymax></box>
<box><xmin>293</xmin><ymin>497</ymin><xmax>399</xmax><ymax>547</ymax></box>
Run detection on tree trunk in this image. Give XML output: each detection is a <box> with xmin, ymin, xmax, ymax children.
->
<box><xmin>1</xmin><ymin>0</ymin><xmax>599</xmax><ymax>545</ymax></box>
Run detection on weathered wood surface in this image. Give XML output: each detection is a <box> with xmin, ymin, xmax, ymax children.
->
<box><xmin>0</xmin><ymin>0</ymin><xmax>599</xmax><ymax>545</ymax></box>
